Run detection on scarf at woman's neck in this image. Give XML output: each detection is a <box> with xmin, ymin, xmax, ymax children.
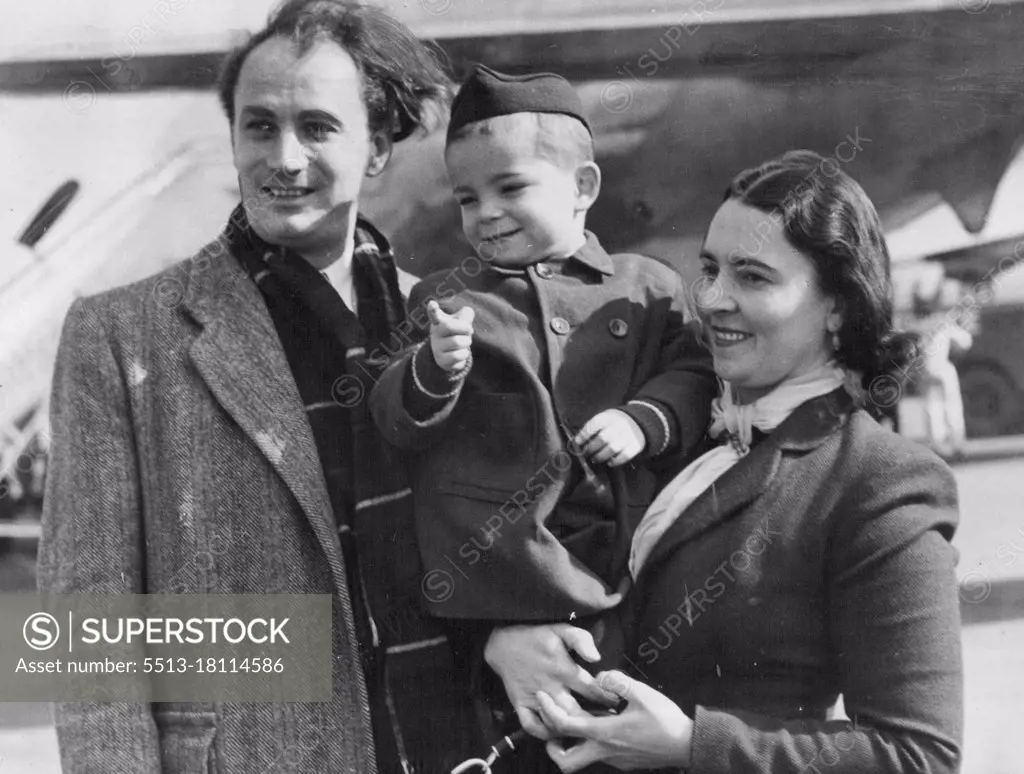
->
<box><xmin>629</xmin><ymin>362</ymin><xmax>847</xmax><ymax>578</ymax></box>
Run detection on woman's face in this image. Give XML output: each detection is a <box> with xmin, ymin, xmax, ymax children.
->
<box><xmin>696</xmin><ymin>199</ymin><xmax>839</xmax><ymax>403</ymax></box>
<box><xmin>231</xmin><ymin>36</ymin><xmax>391</xmax><ymax>265</ymax></box>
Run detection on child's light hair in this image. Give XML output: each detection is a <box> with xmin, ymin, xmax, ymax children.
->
<box><xmin>446</xmin><ymin>111</ymin><xmax>594</xmax><ymax>170</ymax></box>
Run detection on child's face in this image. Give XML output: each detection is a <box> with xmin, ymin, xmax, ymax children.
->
<box><xmin>445</xmin><ymin>116</ymin><xmax>586</xmax><ymax>267</ymax></box>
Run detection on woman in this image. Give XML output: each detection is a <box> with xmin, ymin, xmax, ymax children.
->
<box><xmin>39</xmin><ymin>2</ymin><xmax>476</xmax><ymax>771</ymax></box>
<box><xmin>485</xmin><ymin>151</ymin><xmax>962</xmax><ymax>773</ymax></box>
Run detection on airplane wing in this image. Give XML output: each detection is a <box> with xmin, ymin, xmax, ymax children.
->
<box><xmin>2</xmin><ymin>0</ymin><xmax>1020</xmax><ymax>88</ymax></box>
<box><xmin>925</xmin><ymin>234</ymin><xmax>1024</xmax><ymax>284</ymax></box>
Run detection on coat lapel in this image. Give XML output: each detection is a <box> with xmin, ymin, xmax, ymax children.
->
<box><xmin>181</xmin><ymin>247</ymin><xmax>346</xmax><ymax>581</ymax></box>
<box><xmin>640</xmin><ymin>389</ymin><xmax>852</xmax><ymax>576</ymax></box>
<box><xmin>642</xmin><ymin>434</ymin><xmax>782</xmax><ymax>575</ymax></box>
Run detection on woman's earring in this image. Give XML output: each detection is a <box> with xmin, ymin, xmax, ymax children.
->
<box><xmin>831</xmin><ymin>330</ymin><xmax>840</xmax><ymax>352</ymax></box>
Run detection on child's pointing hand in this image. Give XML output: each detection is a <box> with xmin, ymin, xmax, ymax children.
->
<box><xmin>427</xmin><ymin>300</ymin><xmax>475</xmax><ymax>373</ymax></box>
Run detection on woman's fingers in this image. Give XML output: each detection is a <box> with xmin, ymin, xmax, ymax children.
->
<box><xmin>540</xmin><ymin>674</ymin><xmax>695</xmax><ymax>771</ymax></box>
<box><xmin>516</xmin><ymin>705</ymin><xmax>554</xmax><ymax>741</ymax></box>
<box><xmin>595</xmin><ymin>670</ymin><xmax>635</xmax><ymax>701</ymax></box>
<box><xmin>484</xmin><ymin>624</ymin><xmax>606</xmax><ymax>711</ymax></box>
<box><xmin>569</xmin><ymin>663</ymin><xmax>619</xmax><ymax>706</ymax></box>
<box><xmin>554</xmin><ymin>625</ymin><xmax>620</xmax><ymax>705</ymax></box>
<box><xmin>536</xmin><ymin>691</ymin><xmax>610</xmax><ymax>771</ymax></box>
<box><xmin>556</xmin><ymin>624</ymin><xmax>600</xmax><ymax>662</ymax></box>
<box><xmin>550</xmin><ymin>688</ymin><xmax>583</xmax><ymax>717</ymax></box>
<box><xmin>536</xmin><ymin>690</ymin><xmax>591</xmax><ymax>737</ymax></box>
<box><xmin>545</xmin><ymin>738</ymin><xmax>602</xmax><ymax>774</ymax></box>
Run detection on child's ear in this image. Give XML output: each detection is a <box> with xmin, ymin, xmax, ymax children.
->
<box><xmin>574</xmin><ymin>162</ymin><xmax>601</xmax><ymax>213</ymax></box>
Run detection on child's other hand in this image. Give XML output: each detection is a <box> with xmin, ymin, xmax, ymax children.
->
<box><xmin>575</xmin><ymin>409</ymin><xmax>646</xmax><ymax>467</ymax></box>
<box><xmin>426</xmin><ymin>300</ymin><xmax>475</xmax><ymax>372</ymax></box>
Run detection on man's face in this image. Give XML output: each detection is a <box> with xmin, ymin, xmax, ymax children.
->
<box><xmin>231</xmin><ymin>36</ymin><xmax>390</xmax><ymax>260</ymax></box>
<box><xmin>445</xmin><ymin>115</ymin><xmax>585</xmax><ymax>267</ymax></box>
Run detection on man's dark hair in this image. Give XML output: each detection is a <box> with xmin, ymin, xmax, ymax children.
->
<box><xmin>218</xmin><ymin>0</ymin><xmax>452</xmax><ymax>141</ymax></box>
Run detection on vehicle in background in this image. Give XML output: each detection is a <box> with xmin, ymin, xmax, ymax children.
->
<box><xmin>923</xmin><ymin>235</ymin><xmax>1024</xmax><ymax>439</ymax></box>
<box><xmin>957</xmin><ymin>301</ymin><xmax>1024</xmax><ymax>438</ymax></box>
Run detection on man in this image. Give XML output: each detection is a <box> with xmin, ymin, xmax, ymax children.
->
<box><xmin>38</xmin><ymin>1</ymin><xmax>478</xmax><ymax>771</ymax></box>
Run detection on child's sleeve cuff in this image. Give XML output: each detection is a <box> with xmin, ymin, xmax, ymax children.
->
<box><xmin>622</xmin><ymin>399</ymin><xmax>678</xmax><ymax>457</ymax></box>
<box><xmin>410</xmin><ymin>342</ymin><xmax>470</xmax><ymax>397</ymax></box>
<box><xmin>403</xmin><ymin>342</ymin><xmax>471</xmax><ymax>420</ymax></box>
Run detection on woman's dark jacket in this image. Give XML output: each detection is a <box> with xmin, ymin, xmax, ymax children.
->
<box><xmin>625</xmin><ymin>388</ymin><xmax>962</xmax><ymax>773</ymax></box>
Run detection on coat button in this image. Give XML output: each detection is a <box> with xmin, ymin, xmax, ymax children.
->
<box><xmin>550</xmin><ymin>317</ymin><xmax>570</xmax><ymax>335</ymax></box>
<box><xmin>608</xmin><ymin>318</ymin><xmax>629</xmax><ymax>338</ymax></box>
<box><xmin>535</xmin><ymin>263</ymin><xmax>553</xmax><ymax>279</ymax></box>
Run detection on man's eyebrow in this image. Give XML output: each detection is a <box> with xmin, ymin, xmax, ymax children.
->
<box><xmin>298</xmin><ymin>108</ymin><xmax>342</xmax><ymax>125</ymax></box>
<box><xmin>238</xmin><ymin>105</ymin><xmax>276</xmax><ymax>118</ymax></box>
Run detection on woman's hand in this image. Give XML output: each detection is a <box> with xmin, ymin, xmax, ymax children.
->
<box><xmin>484</xmin><ymin>624</ymin><xmax>619</xmax><ymax>739</ymax></box>
<box><xmin>536</xmin><ymin>670</ymin><xmax>693</xmax><ymax>772</ymax></box>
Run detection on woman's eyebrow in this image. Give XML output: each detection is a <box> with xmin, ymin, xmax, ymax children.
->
<box><xmin>726</xmin><ymin>253</ymin><xmax>777</xmax><ymax>273</ymax></box>
<box><xmin>698</xmin><ymin>250</ymin><xmax>719</xmax><ymax>263</ymax></box>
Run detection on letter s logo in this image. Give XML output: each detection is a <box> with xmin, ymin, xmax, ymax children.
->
<box><xmin>24</xmin><ymin>613</ymin><xmax>60</xmax><ymax>651</ymax></box>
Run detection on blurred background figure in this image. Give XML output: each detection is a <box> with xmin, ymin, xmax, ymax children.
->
<box><xmin>913</xmin><ymin>277</ymin><xmax>976</xmax><ymax>456</ymax></box>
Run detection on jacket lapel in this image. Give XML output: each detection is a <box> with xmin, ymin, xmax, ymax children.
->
<box><xmin>642</xmin><ymin>435</ymin><xmax>782</xmax><ymax>575</ymax></box>
<box><xmin>181</xmin><ymin>247</ymin><xmax>346</xmax><ymax>582</ymax></box>
<box><xmin>640</xmin><ymin>389</ymin><xmax>851</xmax><ymax>575</ymax></box>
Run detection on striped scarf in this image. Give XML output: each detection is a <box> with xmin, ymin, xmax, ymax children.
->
<box><xmin>225</xmin><ymin>205</ymin><xmax>475</xmax><ymax>772</ymax></box>
<box><xmin>225</xmin><ymin>204</ymin><xmax>407</xmax><ymax>530</ymax></box>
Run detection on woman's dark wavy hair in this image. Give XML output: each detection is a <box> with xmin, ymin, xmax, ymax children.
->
<box><xmin>725</xmin><ymin>150</ymin><xmax>919</xmax><ymax>410</ymax></box>
<box><xmin>217</xmin><ymin>0</ymin><xmax>452</xmax><ymax>141</ymax></box>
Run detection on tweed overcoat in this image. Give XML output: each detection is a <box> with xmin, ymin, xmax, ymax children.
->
<box><xmin>37</xmin><ymin>238</ymin><xmax>472</xmax><ymax>773</ymax></box>
<box><xmin>623</xmin><ymin>388</ymin><xmax>963</xmax><ymax>773</ymax></box>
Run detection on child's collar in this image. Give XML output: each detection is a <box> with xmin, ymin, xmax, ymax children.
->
<box><xmin>567</xmin><ymin>231</ymin><xmax>614</xmax><ymax>275</ymax></box>
<box><xmin>487</xmin><ymin>231</ymin><xmax>614</xmax><ymax>277</ymax></box>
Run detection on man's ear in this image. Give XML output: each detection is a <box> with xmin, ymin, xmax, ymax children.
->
<box><xmin>574</xmin><ymin>162</ymin><xmax>601</xmax><ymax>214</ymax></box>
<box><xmin>366</xmin><ymin>129</ymin><xmax>394</xmax><ymax>177</ymax></box>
